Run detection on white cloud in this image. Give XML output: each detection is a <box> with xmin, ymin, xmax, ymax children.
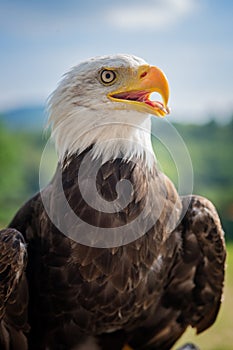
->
<box><xmin>104</xmin><ymin>0</ymin><xmax>198</xmax><ymax>30</ymax></box>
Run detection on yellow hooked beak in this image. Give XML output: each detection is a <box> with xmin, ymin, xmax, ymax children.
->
<box><xmin>108</xmin><ymin>65</ymin><xmax>170</xmax><ymax>117</ymax></box>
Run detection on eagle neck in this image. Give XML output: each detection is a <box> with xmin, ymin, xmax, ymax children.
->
<box><xmin>56</xmin><ymin>112</ymin><xmax>156</xmax><ymax>171</ymax></box>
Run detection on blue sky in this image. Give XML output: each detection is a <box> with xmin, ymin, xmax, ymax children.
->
<box><xmin>1</xmin><ymin>0</ymin><xmax>233</xmax><ymax>122</ymax></box>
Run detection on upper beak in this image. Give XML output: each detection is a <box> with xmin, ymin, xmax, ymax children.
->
<box><xmin>108</xmin><ymin>65</ymin><xmax>170</xmax><ymax>117</ymax></box>
<box><xmin>137</xmin><ymin>66</ymin><xmax>169</xmax><ymax>107</ymax></box>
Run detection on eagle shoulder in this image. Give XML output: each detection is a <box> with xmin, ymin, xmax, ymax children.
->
<box><xmin>162</xmin><ymin>195</ymin><xmax>226</xmax><ymax>334</ymax></box>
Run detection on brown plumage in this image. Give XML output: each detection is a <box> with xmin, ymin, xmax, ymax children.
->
<box><xmin>0</xmin><ymin>54</ymin><xmax>226</xmax><ymax>350</ymax></box>
<box><xmin>0</xmin><ymin>229</ymin><xmax>28</xmax><ymax>349</ymax></box>
<box><xmin>0</xmin><ymin>152</ymin><xmax>226</xmax><ymax>350</ymax></box>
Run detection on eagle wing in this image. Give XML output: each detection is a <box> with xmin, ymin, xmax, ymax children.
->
<box><xmin>0</xmin><ymin>193</ymin><xmax>40</xmax><ymax>349</ymax></box>
<box><xmin>0</xmin><ymin>229</ymin><xmax>27</xmax><ymax>319</ymax></box>
<box><xmin>128</xmin><ymin>195</ymin><xmax>226</xmax><ymax>350</ymax></box>
<box><xmin>0</xmin><ymin>228</ymin><xmax>28</xmax><ymax>349</ymax></box>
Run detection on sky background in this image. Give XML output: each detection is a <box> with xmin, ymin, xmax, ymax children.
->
<box><xmin>0</xmin><ymin>0</ymin><xmax>233</xmax><ymax>123</ymax></box>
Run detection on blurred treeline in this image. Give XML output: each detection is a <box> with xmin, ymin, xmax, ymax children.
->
<box><xmin>0</xmin><ymin>123</ymin><xmax>45</xmax><ymax>224</ymax></box>
<box><xmin>0</xmin><ymin>118</ymin><xmax>232</xmax><ymax>240</ymax></box>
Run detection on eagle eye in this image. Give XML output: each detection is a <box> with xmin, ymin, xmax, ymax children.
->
<box><xmin>100</xmin><ymin>70</ymin><xmax>116</xmax><ymax>85</ymax></box>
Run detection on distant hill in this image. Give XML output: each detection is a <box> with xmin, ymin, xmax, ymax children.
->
<box><xmin>0</xmin><ymin>105</ymin><xmax>46</xmax><ymax>130</ymax></box>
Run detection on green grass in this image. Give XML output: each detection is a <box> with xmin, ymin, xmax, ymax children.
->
<box><xmin>174</xmin><ymin>243</ymin><xmax>233</xmax><ymax>350</ymax></box>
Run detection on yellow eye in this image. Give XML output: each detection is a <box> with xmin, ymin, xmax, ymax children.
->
<box><xmin>100</xmin><ymin>70</ymin><xmax>116</xmax><ymax>84</ymax></box>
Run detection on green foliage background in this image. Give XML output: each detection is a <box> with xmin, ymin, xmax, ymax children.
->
<box><xmin>0</xmin><ymin>122</ymin><xmax>46</xmax><ymax>225</ymax></box>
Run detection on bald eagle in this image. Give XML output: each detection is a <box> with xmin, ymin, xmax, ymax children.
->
<box><xmin>0</xmin><ymin>54</ymin><xmax>226</xmax><ymax>350</ymax></box>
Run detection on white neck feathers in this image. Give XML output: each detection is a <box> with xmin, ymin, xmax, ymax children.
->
<box><xmin>48</xmin><ymin>106</ymin><xmax>156</xmax><ymax>170</ymax></box>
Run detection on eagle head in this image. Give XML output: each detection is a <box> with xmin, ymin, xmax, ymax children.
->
<box><xmin>48</xmin><ymin>54</ymin><xmax>170</xmax><ymax>166</ymax></box>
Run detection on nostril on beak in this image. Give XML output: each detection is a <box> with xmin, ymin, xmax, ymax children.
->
<box><xmin>140</xmin><ymin>71</ymin><xmax>148</xmax><ymax>79</ymax></box>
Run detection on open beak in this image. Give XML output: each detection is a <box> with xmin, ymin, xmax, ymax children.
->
<box><xmin>108</xmin><ymin>65</ymin><xmax>170</xmax><ymax>117</ymax></box>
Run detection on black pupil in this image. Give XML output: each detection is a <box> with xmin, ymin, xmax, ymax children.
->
<box><xmin>106</xmin><ymin>72</ymin><xmax>111</xmax><ymax>80</ymax></box>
